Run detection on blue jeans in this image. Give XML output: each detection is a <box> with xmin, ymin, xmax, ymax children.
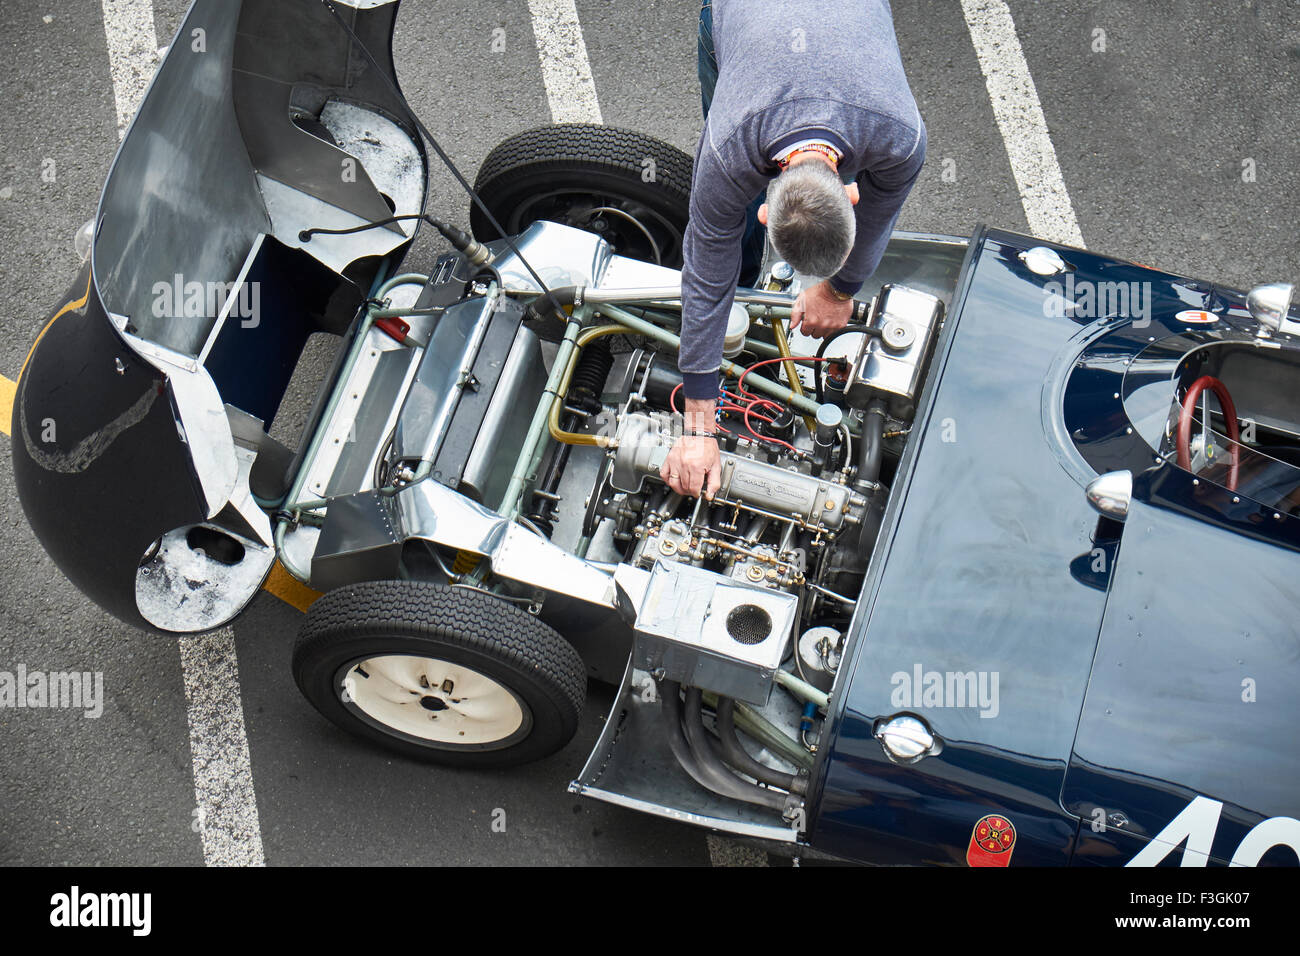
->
<box><xmin>698</xmin><ymin>1</ymin><xmax>766</xmax><ymax>287</ymax></box>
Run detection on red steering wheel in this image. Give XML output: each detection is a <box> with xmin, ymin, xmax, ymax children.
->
<box><xmin>1175</xmin><ymin>375</ymin><xmax>1240</xmax><ymax>492</ymax></box>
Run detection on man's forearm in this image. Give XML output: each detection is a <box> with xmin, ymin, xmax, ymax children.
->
<box><xmin>679</xmin><ymin>144</ymin><xmax>752</xmax><ymax>401</ymax></box>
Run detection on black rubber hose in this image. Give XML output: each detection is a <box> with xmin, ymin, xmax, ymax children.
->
<box><xmin>662</xmin><ymin>683</ymin><xmax>790</xmax><ymax>812</ymax></box>
<box><xmin>682</xmin><ymin>687</ymin><xmax>791</xmax><ymax>811</ymax></box>
<box><xmin>523</xmin><ymin>285</ymin><xmax>581</xmax><ymax>326</ymax></box>
<box><xmin>468</xmin><ymin>262</ymin><xmax>504</xmax><ymax>290</ymax></box>
<box><xmin>716</xmin><ymin>698</ymin><xmax>806</xmax><ymax>795</ymax></box>
<box><xmin>856</xmin><ymin>398</ymin><xmax>888</xmax><ymax>485</ymax></box>
<box><xmin>661</xmin><ymin>683</ymin><xmax>745</xmax><ymax>799</ymax></box>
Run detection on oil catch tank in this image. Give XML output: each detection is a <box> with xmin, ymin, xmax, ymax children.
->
<box><xmin>846</xmin><ymin>284</ymin><xmax>944</xmax><ymax>419</ymax></box>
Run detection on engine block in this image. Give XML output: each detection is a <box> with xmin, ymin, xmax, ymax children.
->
<box><xmin>609</xmin><ymin>411</ymin><xmax>867</xmax><ymax>532</ymax></box>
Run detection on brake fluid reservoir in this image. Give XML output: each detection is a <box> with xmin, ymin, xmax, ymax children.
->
<box><xmin>723</xmin><ymin>303</ymin><xmax>750</xmax><ymax>358</ymax></box>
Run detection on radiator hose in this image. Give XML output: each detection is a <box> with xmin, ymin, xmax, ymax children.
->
<box><xmin>856</xmin><ymin>398</ymin><xmax>888</xmax><ymax>487</ymax></box>
<box><xmin>662</xmin><ymin>682</ymin><xmax>795</xmax><ymax>813</ymax></box>
<box><xmin>716</xmin><ymin>698</ymin><xmax>807</xmax><ymax>795</ymax></box>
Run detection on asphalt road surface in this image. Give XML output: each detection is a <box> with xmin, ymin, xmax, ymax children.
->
<box><xmin>0</xmin><ymin>0</ymin><xmax>1295</xmax><ymax>866</ymax></box>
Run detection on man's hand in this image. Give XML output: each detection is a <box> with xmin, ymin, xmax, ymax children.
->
<box><xmin>660</xmin><ymin>397</ymin><xmax>721</xmax><ymax>498</ymax></box>
<box><xmin>789</xmin><ymin>279</ymin><xmax>854</xmax><ymax>338</ymax></box>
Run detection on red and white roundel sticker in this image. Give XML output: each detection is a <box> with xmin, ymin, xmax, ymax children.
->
<box><xmin>966</xmin><ymin>813</ymin><xmax>1017</xmax><ymax>867</ymax></box>
<box><xmin>1175</xmin><ymin>309</ymin><xmax>1219</xmax><ymax>324</ymax></box>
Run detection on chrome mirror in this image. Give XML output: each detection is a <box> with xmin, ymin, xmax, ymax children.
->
<box><xmin>1247</xmin><ymin>282</ymin><xmax>1293</xmax><ymax>337</ymax></box>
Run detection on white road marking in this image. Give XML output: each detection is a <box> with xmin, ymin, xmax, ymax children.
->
<box><xmin>526</xmin><ymin>0</ymin><xmax>603</xmax><ymax>123</ymax></box>
<box><xmin>99</xmin><ymin>0</ymin><xmax>160</xmax><ymax>139</ymax></box>
<box><xmin>179</xmin><ymin>630</ymin><xmax>266</xmax><ymax>867</ymax></box>
<box><xmin>959</xmin><ymin>0</ymin><xmax>1086</xmax><ymax>248</ymax></box>
<box><xmin>100</xmin><ymin>0</ymin><xmax>266</xmax><ymax>867</ymax></box>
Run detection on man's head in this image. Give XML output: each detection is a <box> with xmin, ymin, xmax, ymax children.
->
<box><xmin>758</xmin><ymin>153</ymin><xmax>860</xmax><ymax>278</ymax></box>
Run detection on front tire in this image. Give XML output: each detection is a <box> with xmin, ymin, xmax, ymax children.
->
<box><xmin>293</xmin><ymin>581</ymin><xmax>586</xmax><ymax>767</ymax></box>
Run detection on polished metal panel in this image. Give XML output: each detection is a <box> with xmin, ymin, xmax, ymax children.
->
<box><xmin>461</xmin><ymin>326</ymin><xmax>550</xmax><ymax>506</ymax></box>
<box><xmin>311</xmin><ymin>491</ymin><xmax>402</xmax><ymax>591</ymax></box>
<box><xmin>299</xmin><ymin>326</ymin><xmax>422</xmax><ymax>500</ymax></box>
<box><xmin>94</xmin><ymin>0</ymin><xmax>268</xmax><ymax>356</ymax></box>
<box><xmin>846</xmin><ymin>284</ymin><xmax>944</xmax><ymax>418</ymax></box>
<box><xmin>259</xmin><ymin>177</ymin><xmax>406</xmax><ymax>278</ymax></box>
<box><xmin>492</xmin><ymin>220</ymin><xmax>613</xmax><ymax>292</ymax></box>
<box><xmin>631</xmin><ymin>561</ymin><xmax>797</xmax><ymax>705</ymax></box>
<box><xmin>394</xmin><ymin>479</ymin><xmax>618</xmax><ymax>609</ymax></box>
<box><xmin>121</xmin><ymin>332</ymin><xmax>238</xmax><ymax>519</ymax></box>
<box><xmin>571</xmin><ymin>661</ymin><xmax>799</xmax><ymax>842</ymax></box>
<box><xmin>596</xmin><ymin>252</ymin><xmax>690</xmax><ymax>291</ymax></box>
<box><xmin>392</xmin><ymin>291</ymin><xmax>498</xmax><ymax>465</ymax></box>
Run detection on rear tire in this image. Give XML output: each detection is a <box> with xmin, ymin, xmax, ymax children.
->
<box><xmin>471</xmin><ymin>123</ymin><xmax>693</xmax><ymax>267</ymax></box>
<box><xmin>293</xmin><ymin>581</ymin><xmax>586</xmax><ymax>767</ymax></box>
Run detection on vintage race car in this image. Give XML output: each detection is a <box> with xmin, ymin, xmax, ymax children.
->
<box><xmin>12</xmin><ymin>0</ymin><xmax>1300</xmax><ymax>866</ymax></box>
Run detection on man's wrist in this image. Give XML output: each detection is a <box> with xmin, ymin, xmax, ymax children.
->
<box><xmin>826</xmin><ymin>275</ymin><xmax>863</xmax><ymax>300</ymax></box>
<box><xmin>683</xmin><ymin>397</ymin><xmax>718</xmax><ymax>434</ymax></box>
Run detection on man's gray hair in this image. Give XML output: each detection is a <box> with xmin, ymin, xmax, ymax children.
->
<box><xmin>766</xmin><ymin>160</ymin><xmax>856</xmax><ymax>278</ymax></box>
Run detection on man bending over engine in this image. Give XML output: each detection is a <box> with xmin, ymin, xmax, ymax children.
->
<box><xmin>662</xmin><ymin>0</ymin><xmax>926</xmax><ymax>498</ymax></box>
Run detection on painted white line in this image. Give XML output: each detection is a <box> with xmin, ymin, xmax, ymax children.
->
<box><xmin>99</xmin><ymin>0</ymin><xmax>160</xmax><ymax>139</ymax></box>
<box><xmin>959</xmin><ymin>0</ymin><xmax>1085</xmax><ymax>248</ymax></box>
<box><xmin>179</xmin><ymin>630</ymin><xmax>266</xmax><ymax>867</ymax></box>
<box><xmin>526</xmin><ymin>0</ymin><xmax>603</xmax><ymax>123</ymax></box>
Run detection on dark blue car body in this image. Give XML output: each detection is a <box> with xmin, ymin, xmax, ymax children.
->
<box><xmin>809</xmin><ymin>228</ymin><xmax>1300</xmax><ymax>866</ymax></box>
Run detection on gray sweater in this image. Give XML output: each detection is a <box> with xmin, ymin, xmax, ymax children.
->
<box><xmin>679</xmin><ymin>0</ymin><xmax>926</xmax><ymax>399</ymax></box>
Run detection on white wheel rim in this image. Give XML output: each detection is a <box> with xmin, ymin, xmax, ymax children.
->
<box><xmin>341</xmin><ymin>654</ymin><xmax>526</xmax><ymax>746</ymax></box>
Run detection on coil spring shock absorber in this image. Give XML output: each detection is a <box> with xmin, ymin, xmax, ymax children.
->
<box><xmin>568</xmin><ymin>337</ymin><xmax>614</xmax><ymax>411</ymax></box>
<box><xmin>528</xmin><ymin>339</ymin><xmax>615</xmax><ymax>534</ymax></box>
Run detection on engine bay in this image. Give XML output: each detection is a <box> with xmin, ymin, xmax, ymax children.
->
<box><xmin>252</xmin><ymin>219</ymin><xmax>963</xmax><ymax>836</ymax></box>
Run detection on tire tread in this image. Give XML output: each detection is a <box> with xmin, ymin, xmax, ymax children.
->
<box><xmin>473</xmin><ymin>123</ymin><xmax>693</xmax><ymax>202</ymax></box>
<box><xmin>293</xmin><ymin>582</ymin><xmax>586</xmax><ymax>760</ymax></box>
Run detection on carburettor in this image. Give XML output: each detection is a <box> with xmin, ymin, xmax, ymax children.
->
<box><xmin>609</xmin><ymin>411</ymin><xmax>867</xmax><ymax>532</ymax></box>
<box><xmin>605</xmin><ymin>410</ymin><xmax>868</xmax><ymax>589</ymax></box>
